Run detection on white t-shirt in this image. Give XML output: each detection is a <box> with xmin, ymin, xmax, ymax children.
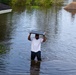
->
<box><xmin>31</xmin><ymin>38</ymin><xmax>43</xmax><ymax>52</ymax></box>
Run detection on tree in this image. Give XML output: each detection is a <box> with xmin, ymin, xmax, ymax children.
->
<box><xmin>0</xmin><ymin>0</ymin><xmax>11</xmax><ymax>5</ymax></box>
<box><xmin>11</xmin><ymin>0</ymin><xmax>18</xmax><ymax>5</ymax></box>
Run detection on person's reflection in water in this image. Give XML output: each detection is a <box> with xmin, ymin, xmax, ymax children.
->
<box><xmin>30</xmin><ymin>60</ymin><xmax>41</xmax><ymax>75</ymax></box>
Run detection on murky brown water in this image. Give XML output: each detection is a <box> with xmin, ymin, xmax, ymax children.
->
<box><xmin>1</xmin><ymin>0</ymin><xmax>76</xmax><ymax>75</ymax></box>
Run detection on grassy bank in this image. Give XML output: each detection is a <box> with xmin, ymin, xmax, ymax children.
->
<box><xmin>0</xmin><ymin>0</ymin><xmax>63</xmax><ymax>6</ymax></box>
<box><xmin>11</xmin><ymin>0</ymin><xmax>63</xmax><ymax>6</ymax></box>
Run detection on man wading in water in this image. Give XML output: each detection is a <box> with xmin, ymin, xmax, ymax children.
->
<box><xmin>28</xmin><ymin>33</ymin><xmax>46</xmax><ymax>61</ymax></box>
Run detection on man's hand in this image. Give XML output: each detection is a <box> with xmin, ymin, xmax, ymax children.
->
<box><xmin>43</xmin><ymin>35</ymin><xmax>46</xmax><ymax>42</ymax></box>
<box><xmin>43</xmin><ymin>32</ymin><xmax>46</xmax><ymax>35</ymax></box>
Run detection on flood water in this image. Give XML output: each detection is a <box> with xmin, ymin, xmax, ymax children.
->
<box><xmin>0</xmin><ymin>1</ymin><xmax>76</xmax><ymax>75</ymax></box>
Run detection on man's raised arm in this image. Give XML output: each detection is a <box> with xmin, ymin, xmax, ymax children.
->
<box><xmin>28</xmin><ymin>33</ymin><xmax>31</xmax><ymax>41</ymax></box>
<box><xmin>43</xmin><ymin>35</ymin><xmax>46</xmax><ymax>42</ymax></box>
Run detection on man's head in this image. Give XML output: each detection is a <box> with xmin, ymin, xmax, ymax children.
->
<box><xmin>35</xmin><ymin>34</ymin><xmax>39</xmax><ymax>39</ymax></box>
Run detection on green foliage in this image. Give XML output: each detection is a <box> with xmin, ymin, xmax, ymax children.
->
<box><xmin>0</xmin><ymin>0</ymin><xmax>63</xmax><ymax>6</ymax></box>
<box><xmin>51</xmin><ymin>0</ymin><xmax>63</xmax><ymax>5</ymax></box>
<box><xmin>31</xmin><ymin>0</ymin><xmax>63</xmax><ymax>6</ymax></box>
<box><xmin>11</xmin><ymin>0</ymin><xmax>26</xmax><ymax>6</ymax></box>
<box><xmin>34</xmin><ymin>0</ymin><xmax>40</xmax><ymax>5</ymax></box>
<box><xmin>11</xmin><ymin>0</ymin><xmax>18</xmax><ymax>5</ymax></box>
<box><xmin>40</xmin><ymin>0</ymin><xmax>52</xmax><ymax>6</ymax></box>
<box><xmin>25</xmin><ymin>0</ymin><xmax>31</xmax><ymax>5</ymax></box>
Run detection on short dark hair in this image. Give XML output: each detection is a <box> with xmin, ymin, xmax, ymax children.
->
<box><xmin>35</xmin><ymin>34</ymin><xmax>39</xmax><ymax>36</ymax></box>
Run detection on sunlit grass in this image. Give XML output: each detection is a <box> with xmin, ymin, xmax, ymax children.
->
<box><xmin>31</xmin><ymin>6</ymin><xmax>40</xmax><ymax>9</ymax></box>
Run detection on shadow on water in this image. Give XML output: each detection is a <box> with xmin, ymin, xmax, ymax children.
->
<box><xmin>30</xmin><ymin>60</ymin><xmax>41</xmax><ymax>75</ymax></box>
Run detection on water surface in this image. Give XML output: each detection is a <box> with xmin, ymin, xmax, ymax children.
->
<box><xmin>0</xmin><ymin>1</ymin><xmax>76</xmax><ymax>75</ymax></box>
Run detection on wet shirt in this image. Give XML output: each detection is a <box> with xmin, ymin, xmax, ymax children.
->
<box><xmin>31</xmin><ymin>38</ymin><xmax>43</xmax><ymax>52</ymax></box>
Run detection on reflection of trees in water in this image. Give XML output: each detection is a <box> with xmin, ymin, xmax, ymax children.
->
<box><xmin>0</xmin><ymin>14</ymin><xmax>7</xmax><ymax>41</ymax></box>
<box><xmin>12</xmin><ymin>6</ymin><xmax>26</xmax><ymax>13</ymax></box>
<box><xmin>0</xmin><ymin>44</ymin><xmax>6</xmax><ymax>54</ymax></box>
<box><xmin>0</xmin><ymin>44</ymin><xmax>9</xmax><ymax>72</ymax></box>
<box><xmin>0</xmin><ymin>13</ymin><xmax>12</xmax><ymax>41</ymax></box>
<box><xmin>24</xmin><ymin>6</ymin><xmax>61</xmax><ymax>35</ymax></box>
<box><xmin>27</xmin><ymin>7</ymin><xmax>62</xmax><ymax>61</ymax></box>
<box><xmin>0</xmin><ymin>13</ymin><xmax>13</xmax><ymax>73</ymax></box>
<box><xmin>0</xmin><ymin>55</ymin><xmax>6</xmax><ymax>73</ymax></box>
<box><xmin>34</xmin><ymin>6</ymin><xmax>62</xmax><ymax>39</ymax></box>
<box><xmin>0</xmin><ymin>13</ymin><xmax>13</xmax><ymax>56</ymax></box>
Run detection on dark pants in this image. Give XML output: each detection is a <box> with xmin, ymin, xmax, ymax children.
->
<box><xmin>31</xmin><ymin>51</ymin><xmax>41</xmax><ymax>61</ymax></box>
